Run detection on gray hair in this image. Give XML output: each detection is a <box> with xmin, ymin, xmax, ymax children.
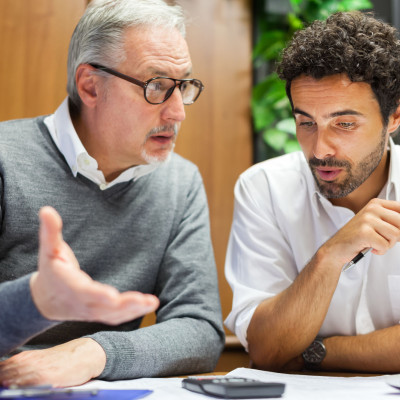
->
<box><xmin>67</xmin><ymin>0</ymin><xmax>186</xmax><ymax>110</ymax></box>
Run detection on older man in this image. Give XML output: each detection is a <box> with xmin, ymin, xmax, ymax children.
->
<box><xmin>0</xmin><ymin>0</ymin><xmax>224</xmax><ymax>387</ymax></box>
<box><xmin>226</xmin><ymin>11</ymin><xmax>400</xmax><ymax>374</ymax></box>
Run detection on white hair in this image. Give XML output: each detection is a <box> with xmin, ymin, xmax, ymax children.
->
<box><xmin>67</xmin><ymin>0</ymin><xmax>186</xmax><ymax>110</ymax></box>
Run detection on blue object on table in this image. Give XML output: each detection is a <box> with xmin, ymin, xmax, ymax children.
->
<box><xmin>0</xmin><ymin>387</ymin><xmax>153</xmax><ymax>399</ymax></box>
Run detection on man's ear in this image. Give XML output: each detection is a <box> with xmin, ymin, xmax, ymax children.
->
<box><xmin>387</xmin><ymin>103</ymin><xmax>400</xmax><ymax>134</ymax></box>
<box><xmin>75</xmin><ymin>64</ymin><xmax>101</xmax><ymax>108</ymax></box>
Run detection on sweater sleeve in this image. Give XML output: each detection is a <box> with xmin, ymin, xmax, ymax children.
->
<box><xmin>88</xmin><ymin>170</ymin><xmax>225</xmax><ymax>379</ymax></box>
<box><xmin>0</xmin><ymin>274</ymin><xmax>58</xmax><ymax>357</ymax></box>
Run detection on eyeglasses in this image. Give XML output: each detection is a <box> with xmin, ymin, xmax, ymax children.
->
<box><xmin>89</xmin><ymin>63</ymin><xmax>204</xmax><ymax>105</ymax></box>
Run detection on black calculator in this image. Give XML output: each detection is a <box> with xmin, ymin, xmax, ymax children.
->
<box><xmin>182</xmin><ymin>377</ymin><xmax>285</xmax><ymax>398</ymax></box>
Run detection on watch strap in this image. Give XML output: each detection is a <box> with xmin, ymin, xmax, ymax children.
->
<box><xmin>302</xmin><ymin>337</ymin><xmax>326</xmax><ymax>371</ymax></box>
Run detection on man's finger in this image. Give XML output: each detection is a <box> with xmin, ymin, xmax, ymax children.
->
<box><xmin>38</xmin><ymin>206</ymin><xmax>63</xmax><ymax>260</ymax></box>
<box><xmin>120</xmin><ymin>292</ymin><xmax>160</xmax><ymax>310</ymax></box>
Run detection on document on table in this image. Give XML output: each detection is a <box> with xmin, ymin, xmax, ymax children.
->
<box><xmin>226</xmin><ymin>368</ymin><xmax>400</xmax><ymax>400</ymax></box>
<box><xmin>76</xmin><ymin>367</ymin><xmax>400</xmax><ymax>400</ymax></box>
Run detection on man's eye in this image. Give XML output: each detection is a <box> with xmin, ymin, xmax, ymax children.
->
<box><xmin>148</xmin><ymin>80</ymin><xmax>170</xmax><ymax>92</ymax></box>
<box><xmin>299</xmin><ymin>121</ymin><xmax>315</xmax><ymax>127</ymax></box>
<box><xmin>338</xmin><ymin>122</ymin><xmax>355</xmax><ymax>129</ymax></box>
<box><xmin>148</xmin><ymin>82</ymin><xmax>162</xmax><ymax>91</ymax></box>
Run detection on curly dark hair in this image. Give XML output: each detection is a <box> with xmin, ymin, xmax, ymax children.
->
<box><xmin>277</xmin><ymin>11</ymin><xmax>400</xmax><ymax>125</ymax></box>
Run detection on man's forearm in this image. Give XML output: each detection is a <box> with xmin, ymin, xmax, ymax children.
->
<box><xmin>0</xmin><ymin>338</ymin><xmax>106</xmax><ymax>387</ymax></box>
<box><xmin>322</xmin><ymin>325</ymin><xmax>400</xmax><ymax>373</ymax></box>
<box><xmin>0</xmin><ymin>275</ymin><xmax>57</xmax><ymax>357</ymax></box>
<box><xmin>247</xmin><ymin>248</ymin><xmax>343</xmax><ymax>371</ymax></box>
<box><xmin>91</xmin><ymin>318</ymin><xmax>224</xmax><ymax>380</ymax></box>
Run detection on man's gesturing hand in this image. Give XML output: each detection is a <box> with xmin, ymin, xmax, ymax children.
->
<box><xmin>30</xmin><ymin>206</ymin><xmax>159</xmax><ymax>324</ymax></box>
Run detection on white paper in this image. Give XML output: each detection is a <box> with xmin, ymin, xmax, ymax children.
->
<box><xmin>226</xmin><ymin>368</ymin><xmax>400</xmax><ymax>400</ymax></box>
<box><xmin>75</xmin><ymin>368</ymin><xmax>400</xmax><ymax>400</ymax></box>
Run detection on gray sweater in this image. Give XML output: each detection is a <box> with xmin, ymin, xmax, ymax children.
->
<box><xmin>0</xmin><ymin>117</ymin><xmax>224</xmax><ymax>379</ymax></box>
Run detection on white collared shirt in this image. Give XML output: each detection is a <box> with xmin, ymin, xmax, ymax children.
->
<box><xmin>44</xmin><ymin>97</ymin><xmax>157</xmax><ymax>190</ymax></box>
<box><xmin>225</xmin><ymin>138</ymin><xmax>400</xmax><ymax>350</ymax></box>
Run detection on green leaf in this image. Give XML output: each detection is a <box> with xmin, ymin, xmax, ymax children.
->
<box><xmin>276</xmin><ymin>118</ymin><xmax>296</xmax><ymax>135</ymax></box>
<box><xmin>252</xmin><ymin>74</ymin><xmax>287</xmax><ymax>105</ymax></box>
<box><xmin>284</xmin><ymin>139</ymin><xmax>302</xmax><ymax>153</ymax></box>
<box><xmin>263</xmin><ymin>128</ymin><xmax>288</xmax><ymax>151</ymax></box>
<box><xmin>252</xmin><ymin>80</ymin><xmax>272</xmax><ymax>103</ymax></box>
<box><xmin>287</xmin><ymin>13</ymin><xmax>303</xmax><ymax>31</ymax></box>
<box><xmin>253</xmin><ymin>30</ymin><xmax>287</xmax><ymax>61</ymax></box>
<box><xmin>273</xmin><ymin>97</ymin><xmax>291</xmax><ymax>111</ymax></box>
<box><xmin>288</xmin><ymin>0</ymin><xmax>302</xmax><ymax>14</ymax></box>
<box><xmin>314</xmin><ymin>0</ymin><xmax>340</xmax><ymax>19</ymax></box>
<box><xmin>267</xmin><ymin>84</ymin><xmax>287</xmax><ymax>103</ymax></box>
<box><xmin>304</xmin><ymin>0</ymin><xmax>373</xmax><ymax>20</ymax></box>
<box><xmin>339</xmin><ymin>0</ymin><xmax>373</xmax><ymax>10</ymax></box>
<box><xmin>252</xmin><ymin>103</ymin><xmax>276</xmax><ymax>131</ymax></box>
<box><xmin>252</xmin><ymin>74</ymin><xmax>291</xmax><ymax>131</ymax></box>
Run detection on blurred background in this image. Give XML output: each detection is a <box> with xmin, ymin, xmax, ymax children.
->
<box><xmin>0</xmin><ymin>0</ymin><xmax>397</xmax><ymax>371</ymax></box>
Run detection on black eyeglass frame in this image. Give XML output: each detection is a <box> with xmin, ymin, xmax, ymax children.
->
<box><xmin>89</xmin><ymin>63</ymin><xmax>204</xmax><ymax>105</ymax></box>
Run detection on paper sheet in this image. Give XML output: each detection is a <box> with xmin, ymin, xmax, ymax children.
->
<box><xmin>226</xmin><ymin>368</ymin><xmax>400</xmax><ymax>399</ymax></box>
<box><xmin>76</xmin><ymin>368</ymin><xmax>400</xmax><ymax>400</ymax></box>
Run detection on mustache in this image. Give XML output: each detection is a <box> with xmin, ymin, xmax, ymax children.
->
<box><xmin>308</xmin><ymin>157</ymin><xmax>351</xmax><ymax>169</ymax></box>
<box><xmin>146</xmin><ymin>124</ymin><xmax>178</xmax><ymax>139</ymax></box>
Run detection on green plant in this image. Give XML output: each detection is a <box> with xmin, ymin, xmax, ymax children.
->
<box><xmin>252</xmin><ymin>0</ymin><xmax>373</xmax><ymax>161</ymax></box>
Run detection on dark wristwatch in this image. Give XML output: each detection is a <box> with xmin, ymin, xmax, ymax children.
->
<box><xmin>302</xmin><ymin>337</ymin><xmax>326</xmax><ymax>370</ymax></box>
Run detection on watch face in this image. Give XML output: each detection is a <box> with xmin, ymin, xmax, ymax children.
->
<box><xmin>303</xmin><ymin>340</ymin><xmax>326</xmax><ymax>364</ymax></box>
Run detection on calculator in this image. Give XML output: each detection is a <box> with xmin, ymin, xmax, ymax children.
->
<box><xmin>182</xmin><ymin>377</ymin><xmax>285</xmax><ymax>398</ymax></box>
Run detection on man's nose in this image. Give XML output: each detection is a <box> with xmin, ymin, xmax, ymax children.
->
<box><xmin>161</xmin><ymin>88</ymin><xmax>186</xmax><ymax>123</ymax></box>
<box><xmin>312</xmin><ymin>128</ymin><xmax>336</xmax><ymax>159</ymax></box>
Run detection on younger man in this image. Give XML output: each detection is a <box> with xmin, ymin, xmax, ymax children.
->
<box><xmin>226</xmin><ymin>11</ymin><xmax>400</xmax><ymax>373</ymax></box>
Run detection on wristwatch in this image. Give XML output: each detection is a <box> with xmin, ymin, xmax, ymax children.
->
<box><xmin>302</xmin><ymin>337</ymin><xmax>326</xmax><ymax>370</ymax></box>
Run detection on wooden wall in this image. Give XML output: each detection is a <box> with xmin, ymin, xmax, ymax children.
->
<box><xmin>0</xmin><ymin>0</ymin><xmax>87</xmax><ymax>120</ymax></box>
<box><xmin>0</xmin><ymin>0</ymin><xmax>253</xmax><ymax>369</ymax></box>
<box><xmin>174</xmin><ymin>0</ymin><xmax>253</xmax><ymax>370</ymax></box>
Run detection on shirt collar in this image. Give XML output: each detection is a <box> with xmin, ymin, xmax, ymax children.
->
<box><xmin>44</xmin><ymin>97</ymin><xmax>158</xmax><ymax>189</ymax></box>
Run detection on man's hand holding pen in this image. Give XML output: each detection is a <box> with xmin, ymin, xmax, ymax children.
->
<box><xmin>322</xmin><ymin>198</ymin><xmax>400</xmax><ymax>272</ymax></box>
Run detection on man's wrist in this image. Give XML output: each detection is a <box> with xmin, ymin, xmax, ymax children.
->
<box><xmin>78</xmin><ymin>338</ymin><xmax>107</xmax><ymax>379</ymax></box>
<box><xmin>314</xmin><ymin>244</ymin><xmax>345</xmax><ymax>275</ymax></box>
<box><xmin>302</xmin><ymin>337</ymin><xmax>326</xmax><ymax>371</ymax></box>
<box><xmin>29</xmin><ymin>272</ymin><xmax>49</xmax><ymax>319</ymax></box>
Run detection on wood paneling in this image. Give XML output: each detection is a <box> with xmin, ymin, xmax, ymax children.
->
<box><xmin>0</xmin><ymin>0</ymin><xmax>87</xmax><ymax>120</ymax></box>
<box><xmin>175</xmin><ymin>0</ymin><xmax>253</xmax><ymax>327</ymax></box>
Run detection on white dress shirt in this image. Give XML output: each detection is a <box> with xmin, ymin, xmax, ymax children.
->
<box><xmin>225</xmin><ymin>138</ymin><xmax>400</xmax><ymax>350</ymax></box>
<box><xmin>44</xmin><ymin>97</ymin><xmax>157</xmax><ymax>190</ymax></box>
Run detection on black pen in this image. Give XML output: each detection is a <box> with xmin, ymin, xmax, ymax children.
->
<box><xmin>343</xmin><ymin>248</ymin><xmax>372</xmax><ymax>271</ymax></box>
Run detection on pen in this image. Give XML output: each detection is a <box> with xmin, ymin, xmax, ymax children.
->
<box><xmin>342</xmin><ymin>248</ymin><xmax>372</xmax><ymax>272</ymax></box>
